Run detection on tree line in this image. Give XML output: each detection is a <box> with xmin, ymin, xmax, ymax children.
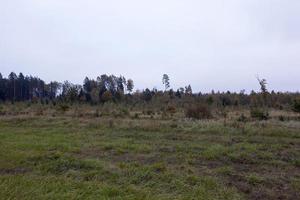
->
<box><xmin>0</xmin><ymin>72</ymin><xmax>135</xmax><ymax>103</ymax></box>
<box><xmin>0</xmin><ymin>72</ymin><xmax>299</xmax><ymax>109</ymax></box>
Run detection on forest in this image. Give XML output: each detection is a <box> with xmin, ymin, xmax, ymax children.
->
<box><xmin>1</xmin><ymin>72</ymin><xmax>299</xmax><ymax>113</ymax></box>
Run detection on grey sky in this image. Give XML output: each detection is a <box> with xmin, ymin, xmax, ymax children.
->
<box><xmin>0</xmin><ymin>0</ymin><xmax>299</xmax><ymax>92</ymax></box>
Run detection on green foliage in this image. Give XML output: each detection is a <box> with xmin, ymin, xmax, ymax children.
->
<box><xmin>257</xmin><ymin>77</ymin><xmax>268</xmax><ymax>94</ymax></box>
<box><xmin>246</xmin><ymin>174</ymin><xmax>265</xmax><ymax>186</ymax></box>
<box><xmin>101</xmin><ymin>91</ymin><xmax>113</xmax><ymax>102</ymax></box>
<box><xmin>237</xmin><ymin>114</ymin><xmax>247</xmax><ymax>122</ymax></box>
<box><xmin>292</xmin><ymin>98</ymin><xmax>300</xmax><ymax>113</ymax></box>
<box><xmin>145</xmin><ymin>109</ymin><xmax>154</xmax><ymax>115</ymax></box>
<box><xmin>185</xmin><ymin>104</ymin><xmax>212</xmax><ymax>119</ymax></box>
<box><xmin>166</xmin><ymin>105</ymin><xmax>176</xmax><ymax>115</ymax></box>
<box><xmin>250</xmin><ymin>108</ymin><xmax>269</xmax><ymax>120</ymax></box>
<box><xmin>206</xmin><ymin>96</ymin><xmax>214</xmax><ymax>105</ymax></box>
<box><xmin>58</xmin><ymin>104</ymin><xmax>70</xmax><ymax>113</ymax></box>
<box><xmin>162</xmin><ymin>74</ymin><xmax>170</xmax><ymax>91</ymax></box>
<box><xmin>126</xmin><ymin>79</ymin><xmax>134</xmax><ymax>93</ymax></box>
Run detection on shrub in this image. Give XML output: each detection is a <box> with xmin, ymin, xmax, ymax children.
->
<box><xmin>58</xmin><ymin>104</ymin><xmax>70</xmax><ymax>113</ymax></box>
<box><xmin>35</xmin><ymin>107</ymin><xmax>44</xmax><ymax>116</ymax></box>
<box><xmin>166</xmin><ymin>106</ymin><xmax>176</xmax><ymax>115</ymax></box>
<box><xmin>94</xmin><ymin>108</ymin><xmax>100</xmax><ymax>117</ymax></box>
<box><xmin>132</xmin><ymin>113</ymin><xmax>139</xmax><ymax>119</ymax></box>
<box><xmin>292</xmin><ymin>98</ymin><xmax>300</xmax><ymax>113</ymax></box>
<box><xmin>146</xmin><ymin>110</ymin><xmax>154</xmax><ymax>115</ymax></box>
<box><xmin>185</xmin><ymin>104</ymin><xmax>212</xmax><ymax>119</ymax></box>
<box><xmin>101</xmin><ymin>91</ymin><xmax>113</xmax><ymax>102</ymax></box>
<box><xmin>278</xmin><ymin>115</ymin><xmax>285</xmax><ymax>122</ymax></box>
<box><xmin>250</xmin><ymin>108</ymin><xmax>269</xmax><ymax>120</ymax></box>
<box><xmin>0</xmin><ymin>105</ymin><xmax>5</xmax><ymax>115</ymax></box>
<box><xmin>121</xmin><ymin>108</ymin><xmax>130</xmax><ymax>116</ymax></box>
<box><xmin>108</xmin><ymin>119</ymin><xmax>114</xmax><ymax>128</ymax></box>
<box><xmin>237</xmin><ymin>114</ymin><xmax>247</xmax><ymax>122</ymax></box>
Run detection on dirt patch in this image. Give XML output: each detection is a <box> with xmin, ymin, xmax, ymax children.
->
<box><xmin>74</xmin><ymin>147</ymin><xmax>161</xmax><ymax>165</ymax></box>
<box><xmin>0</xmin><ymin>167</ymin><xmax>31</xmax><ymax>175</ymax></box>
<box><xmin>224</xmin><ymin>163</ymin><xmax>300</xmax><ymax>200</ymax></box>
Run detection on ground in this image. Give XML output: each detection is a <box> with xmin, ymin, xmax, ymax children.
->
<box><xmin>0</xmin><ymin>115</ymin><xmax>299</xmax><ymax>199</ymax></box>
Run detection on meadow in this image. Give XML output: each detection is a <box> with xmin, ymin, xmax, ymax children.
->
<box><xmin>0</xmin><ymin>104</ymin><xmax>299</xmax><ymax>200</ymax></box>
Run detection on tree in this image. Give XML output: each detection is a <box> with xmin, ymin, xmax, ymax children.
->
<box><xmin>48</xmin><ymin>81</ymin><xmax>61</xmax><ymax>99</ymax></box>
<box><xmin>126</xmin><ymin>79</ymin><xmax>134</xmax><ymax>93</ymax></box>
<box><xmin>257</xmin><ymin>76</ymin><xmax>268</xmax><ymax>94</ymax></box>
<box><xmin>256</xmin><ymin>76</ymin><xmax>268</xmax><ymax>106</ymax></box>
<box><xmin>185</xmin><ymin>85</ymin><xmax>192</xmax><ymax>95</ymax></box>
<box><xmin>142</xmin><ymin>88</ymin><xmax>152</xmax><ymax>102</ymax></box>
<box><xmin>162</xmin><ymin>74</ymin><xmax>170</xmax><ymax>91</ymax></box>
<box><xmin>8</xmin><ymin>72</ymin><xmax>17</xmax><ymax>102</ymax></box>
<box><xmin>117</xmin><ymin>76</ymin><xmax>125</xmax><ymax>94</ymax></box>
<box><xmin>18</xmin><ymin>73</ymin><xmax>25</xmax><ymax>101</ymax></box>
<box><xmin>0</xmin><ymin>73</ymin><xmax>5</xmax><ymax>101</ymax></box>
<box><xmin>62</xmin><ymin>81</ymin><xmax>80</xmax><ymax>102</ymax></box>
<box><xmin>292</xmin><ymin>98</ymin><xmax>300</xmax><ymax>113</ymax></box>
<box><xmin>90</xmin><ymin>87</ymin><xmax>99</xmax><ymax>103</ymax></box>
<box><xmin>175</xmin><ymin>89</ymin><xmax>182</xmax><ymax>98</ymax></box>
<box><xmin>101</xmin><ymin>91</ymin><xmax>113</xmax><ymax>102</ymax></box>
<box><xmin>83</xmin><ymin>77</ymin><xmax>92</xmax><ymax>102</ymax></box>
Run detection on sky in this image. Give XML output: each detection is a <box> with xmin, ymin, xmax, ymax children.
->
<box><xmin>0</xmin><ymin>0</ymin><xmax>300</xmax><ymax>93</ymax></box>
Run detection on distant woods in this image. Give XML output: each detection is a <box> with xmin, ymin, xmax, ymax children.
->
<box><xmin>0</xmin><ymin>72</ymin><xmax>299</xmax><ymax>112</ymax></box>
<box><xmin>0</xmin><ymin>72</ymin><xmax>133</xmax><ymax>103</ymax></box>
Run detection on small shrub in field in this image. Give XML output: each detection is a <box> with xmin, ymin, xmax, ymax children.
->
<box><xmin>185</xmin><ymin>104</ymin><xmax>212</xmax><ymax>119</ymax></box>
<box><xmin>161</xmin><ymin>110</ymin><xmax>168</xmax><ymax>119</ymax></box>
<box><xmin>26</xmin><ymin>102</ymin><xmax>32</xmax><ymax>107</ymax></box>
<box><xmin>146</xmin><ymin>110</ymin><xmax>154</xmax><ymax>115</ymax></box>
<box><xmin>121</xmin><ymin>108</ymin><xmax>130</xmax><ymax>116</ymax></box>
<box><xmin>292</xmin><ymin>98</ymin><xmax>300</xmax><ymax>113</ymax></box>
<box><xmin>93</xmin><ymin>108</ymin><xmax>100</xmax><ymax>117</ymax></box>
<box><xmin>108</xmin><ymin>119</ymin><xmax>114</xmax><ymax>128</ymax></box>
<box><xmin>132</xmin><ymin>113</ymin><xmax>139</xmax><ymax>119</ymax></box>
<box><xmin>35</xmin><ymin>107</ymin><xmax>44</xmax><ymax>116</ymax></box>
<box><xmin>250</xmin><ymin>108</ymin><xmax>269</xmax><ymax>120</ymax></box>
<box><xmin>237</xmin><ymin>114</ymin><xmax>247</xmax><ymax>122</ymax></box>
<box><xmin>0</xmin><ymin>105</ymin><xmax>5</xmax><ymax>115</ymax></box>
<box><xmin>52</xmin><ymin>101</ymin><xmax>57</xmax><ymax>106</ymax></box>
<box><xmin>278</xmin><ymin>115</ymin><xmax>285</xmax><ymax>121</ymax></box>
<box><xmin>58</xmin><ymin>104</ymin><xmax>70</xmax><ymax>113</ymax></box>
<box><xmin>166</xmin><ymin>106</ymin><xmax>176</xmax><ymax>115</ymax></box>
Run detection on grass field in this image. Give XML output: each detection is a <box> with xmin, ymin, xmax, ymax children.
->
<box><xmin>0</xmin><ymin>114</ymin><xmax>300</xmax><ymax>199</ymax></box>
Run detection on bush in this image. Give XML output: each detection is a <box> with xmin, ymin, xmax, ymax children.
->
<box><xmin>237</xmin><ymin>114</ymin><xmax>247</xmax><ymax>122</ymax></box>
<box><xmin>185</xmin><ymin>104</ymin><xmax>212</xmax><ymax>119</ymax></box>
<box><xmin>121</xmin><ymin>108</ymin><xmax>130</xmax><ymax>116</ymax></box>
<box><xmin>146</xmin><ymin>109</ymin><xmax>154</xmax><ymax>115</ymax></box>
<box><xmin>166</xmin><ymin>106</ymin><xmax>176</xmax><ymax>115</ymax></box>
<box><xmin>94</xmin><ymin>108</ymin><xmax>100</xmax><ymax>117</ymax></box>
<box><xmin>101</xmin><ymin>91</ymin><xmax>113</xmax><ymax>102</ymax></box>
<box><xmin>292</xmin><ymin>98</ymin><xmax>300</xmax><ymax>113</ymax></box>
<box><xmin>250</xmin><ymin>108</ymin><xmax>269</xmax><ymax>120</ymax></box>
<box><xmin>0</xmin><ymin>105</ymin><xmax>5</xmax><ymax>115</ymax></box>
<box><xmin>58</xmin><ymin>104</ymin><xmax>70</xmax><ymax>113</ymax></box>
<box><xmin>132</xmin><ymin>113</ymin><xmax>139</xmax><ymax>119</ymax></box>
<box><xmin>278</xmin><ymin>115</ymin><xmax>285</xmax><ymax>121</ymax></box>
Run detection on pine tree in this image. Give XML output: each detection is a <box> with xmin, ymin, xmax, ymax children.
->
<box><xmin>162</xmin><ymin>74</ymin><xmax>170</xmax><ymax>91</ymax></box>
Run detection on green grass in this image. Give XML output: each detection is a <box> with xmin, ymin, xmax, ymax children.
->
<box><xmin>0</xmin><ymin>116</ymin><xmax>299</xmax><ymax>199</ymax></box>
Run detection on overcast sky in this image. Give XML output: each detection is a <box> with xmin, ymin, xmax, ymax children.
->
<box><xmin>0</xmin><ymin>0</ymin><xmax>299</xmax><ymax>92</ymax></box>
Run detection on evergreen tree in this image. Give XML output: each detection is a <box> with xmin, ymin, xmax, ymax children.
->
<box><xmin>126</xmin><ymin>79</ymin><xmax>134</xmax><ymax>93</ymax></box>
<box><xmin>162</xmin><ymin>74</ymin><xmax>170</xmax><ymax>91</ymax></box>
